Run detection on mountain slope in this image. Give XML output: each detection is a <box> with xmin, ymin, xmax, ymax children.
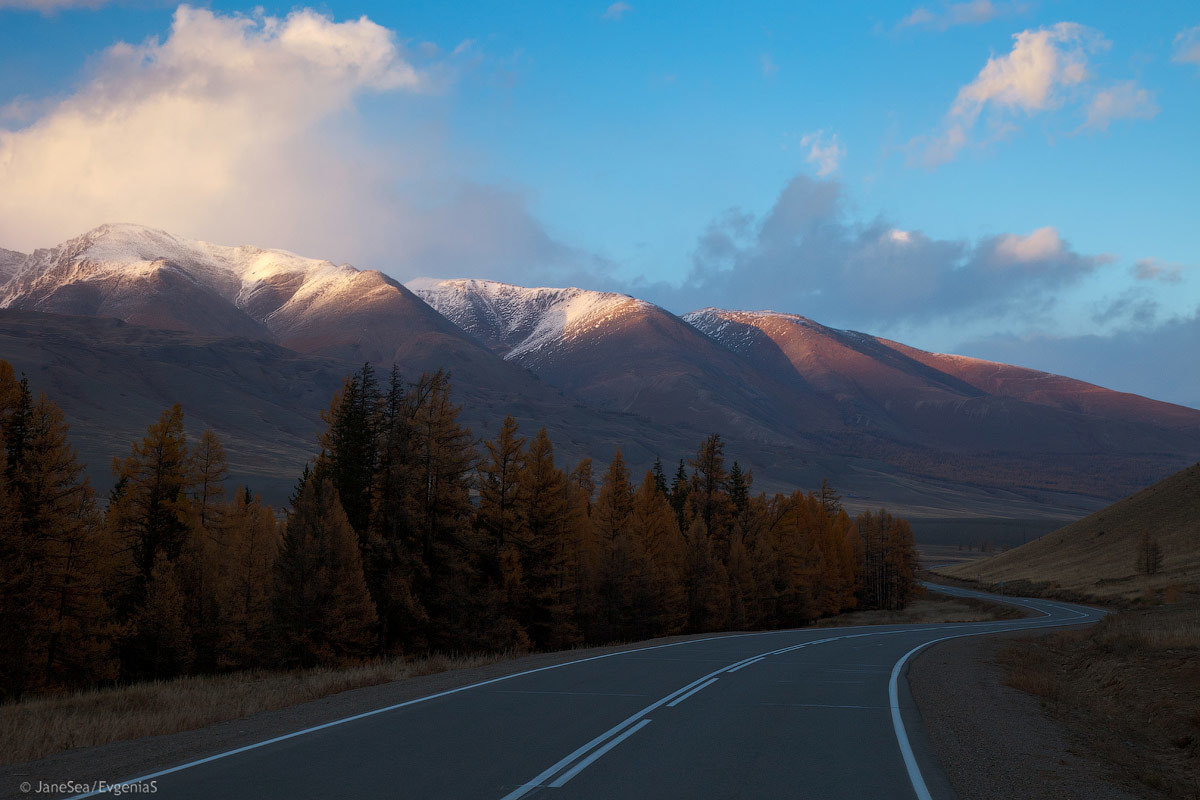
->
<box><xmin>0</xmin><ymin>248</ymin><xmax>23</xmax><ymax>283</ymax></box>
<box><xmin>684</xmin><ymin>308</ymin><xmax>1200</xmax><ymax>496</ymax></box>
<box><xmin>0</xmin><ymin>224</ymin><xmax>544</xmax><ymax>395</ymax></box>
<box><xmin>410</xmin><ymin>279</ymin><xmax>839</xmax><ymax>441</ymax></box>
<box><xmin>940</xmin><ymin>463</ymin><xmax>1200</xmax><ymax>600</ymax></box>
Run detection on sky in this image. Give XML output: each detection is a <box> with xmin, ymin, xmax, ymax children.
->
<box><xmin>1</xmin><ymin>0</ymin><xmax>1197</xmax><ymax>407</ymax></box>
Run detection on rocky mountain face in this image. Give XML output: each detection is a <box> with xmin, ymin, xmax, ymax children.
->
<box><xmin>3</xmin><ymin>224</ymin><xmax>1198</xmax><ymax>518</ymax></box>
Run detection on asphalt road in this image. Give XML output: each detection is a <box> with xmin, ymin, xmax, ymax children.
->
<box><xmin>69</xmin><ymin>586</ymin><xmax>1105</xmax><ymax>800</ymax></box>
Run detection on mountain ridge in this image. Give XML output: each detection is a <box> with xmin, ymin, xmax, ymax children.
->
<box><xmin>3</xmin><ymin>224</ymin><xmax>1198</xmax><ymax>515</ymax></box>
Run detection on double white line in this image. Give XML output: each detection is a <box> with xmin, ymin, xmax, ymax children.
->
<box><xmin>500</xmin><ymin>595</ymin><xmax>1103</xmax><ymax>800</ymax></box>
<box><xmin>499</xmin><ymin>649</ymin><xmax>774</xmax><ymax>799</ymax></box>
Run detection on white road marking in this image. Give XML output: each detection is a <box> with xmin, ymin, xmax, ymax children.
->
<box><xmin>761</xmin><ymin>702</ymin><xmax>886</xmax><ymax>710</ymax></box>
<box><xmin>724</xmin><ymin>656</ymin><xmax>765</xmax><ymax>673</ymax></box>
<box><xmin>666</xmin><ymin>678</ymin><xmax>720</xmax><ymax>707</ymax></box>
<box><xmin>548</xmin><ymin>719</ymin><xmax>654</xmax><ymax>788</ymax></box>
<box><xmin>66</xmin><ymin>581</ymin><xmax>1101</xmax><ymax>800</ymax></box>
<box><xmin>889</xmin><ymin>589</ymin><xmax>1096</xmax><ymax>800</ymax></box>
<box><xmin>490</xmin><ymin>689</ymin><xmax>649</xmax><ymax>697</ymax></box>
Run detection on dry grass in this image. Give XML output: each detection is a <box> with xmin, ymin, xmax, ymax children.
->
<box><xmin>998</xmin><ymin>602</ymin><xmax>1200</xmax><ymax>798</ymax></box>
<box><xmin>939</xmin><ymin>463</ymin><xmax>1200</xmax><ymax>602</ymax></box>
<box><xmin>0</xmin><ymin>652</ymin><xmax>507</xmax><ymax>765</ymax></box>
<box><xmin>814</xmin><ymin>590</ymin><xmax>1026</xmax><ymax>628</ymax></box>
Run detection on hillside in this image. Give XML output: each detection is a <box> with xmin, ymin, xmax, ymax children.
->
<box><xmin>3</xmin><ymin>225</ymin><xmax>1198</xmax><ymax>517</ymax></box>
<box><xmin>940</xmin><ymin>463</ymin><xmax>1200</xmax><ymax>599</ymax></box>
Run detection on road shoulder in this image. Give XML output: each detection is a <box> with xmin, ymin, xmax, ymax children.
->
<box><xmin>908</xmin><ymin>632</ymin><xmax>1139</xmax><ymax>800</ymax></box>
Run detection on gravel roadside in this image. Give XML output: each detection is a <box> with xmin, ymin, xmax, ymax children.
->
<box><xmin>909</xmin><ymin>632</ymin><xmax>1142</xmax><ymax>800</ymax></box>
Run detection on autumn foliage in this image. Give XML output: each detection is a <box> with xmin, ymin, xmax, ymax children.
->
<box><xmin>0</xmin><ymin>361</ymin><xmax>919</xmax><ymax>699</ymax></box>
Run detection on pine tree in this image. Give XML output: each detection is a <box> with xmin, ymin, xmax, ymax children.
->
<box><xmin>405</xmin><ymin>371</ymin><xmax>478</xmax><ymax>650</ymax></box>
<box><xmin>516</xmin><ymin>429</ymin><xmax>579</xmax><ymax>648</ymax></box>
<box><xmin>0</xmin><ymin>365</ymin><xmax>115</xmax><ymax>696</ymax></box>
<box><xmin>214</xmin><ymin>488</ymin><xmax>280</xmax><ymax>669</ymax></box>
<box><xmin>366</xmin><ymin>366</ymin><xmax>427</xmax><ymax>654</ymax></box>
<box><xmin>670</xmin><ymin>458</ymin><xmax>690</xmax><ymax>529</ymax></box>
<box><xmin>1136</xmin><ymin>531</ymin><xmax>1163</xmax><ymax>576</ymax></box>
<box><xmin>190</xmin><ymin>429</ymin><xmax>228</xmax><ymax>532</ymax></box>
<box><xmin>818</xmin><ymin>478</ymin><xmax>842</xmax><ymax>516</ymax></box>
<box><xmin>475</xmin><ymin>415</ymin><xmax>530</xmax><ymax>649</ymax></box>
<box><xmin>272</xmin><ymin>479</ymin><xmax>378</xmax><ymax>667</ymax></box>
<box><xmin>727</xmin><ymin>461</ymin><xmax>749</xmax><ymax>516</ymax></box>
<box><xmin>106</xmin><ymin>405</ymin><xmax>197</xmax><ymax>678</ymax></box>
<box><xmin>652</xmin><ymin>457</ymin><xmax>669</xmax><ymax>496</ymax></box>
<box><xmin>319</xmin><ymin>365</ymin><xmax>380</xmax><ymax>538</ymax></box>
<box><xmin>630</xmin><ymin>471</ymin><xmax>687</xmax><ymax>635</ymax></box>
<box><xmin>570</xmin><ymin>458</ymin><xmax>595</xmax><ymax>514</ymax></box>
<box><xmin>682</xmin><ymin>516</ymin><xmax>729</xmax><ymax>632</ymax></box>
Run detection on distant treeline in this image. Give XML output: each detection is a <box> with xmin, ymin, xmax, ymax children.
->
<box><xmin>0</xmin><ymin>361</ymin><xmax>918</xmax><ymax>700</ymax></box>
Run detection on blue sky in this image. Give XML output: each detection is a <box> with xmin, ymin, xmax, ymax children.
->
<box><xmin>1</xmin><ymin>1</ymin><xmax>1198</xmax><ymax>406</ymax></box>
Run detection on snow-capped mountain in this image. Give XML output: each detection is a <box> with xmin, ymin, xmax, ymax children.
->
<box><xmin>0</xmin><ymin>248</ymin><xmax>23</xmax><ymax>283</ymax></box>
<box><xmin>410</xmin><ymin>278</ymin><xmax>835</xmax><ymax>439</ymax></box>
<box><xmin>408</xmin><ymin>278</ymin><xmax>654</xmax><ymax>363</ymax></box>
<box><xmin>0</xmin><ymin>224</ymin><xmax>507</xmax><ymax>373</ymax></box>
<box><xmin>3</xmin><ymin>224</ymin><xmax>1199</xmax><ymax>511</ymax></box>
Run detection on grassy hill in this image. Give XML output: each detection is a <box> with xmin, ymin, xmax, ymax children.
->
<box><xmin>939</xmin><ymin>463</ymin><xmax>1200</xmax><ymax>601</ymax></box>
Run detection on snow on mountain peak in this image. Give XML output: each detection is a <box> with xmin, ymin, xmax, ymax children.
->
<box><xmin>409</xmin><ymin>278</ymin><xmax>653</xmax><ymax>361</ymax></box>
<box><xmin>0</xmin><ymin>223</ymin><xmax>361</xmax><ymax>314</ymax></box>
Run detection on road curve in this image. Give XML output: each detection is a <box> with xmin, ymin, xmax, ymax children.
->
<box><xmin>68</xmin><ymin>586</ymin><xmax>1104</xmax><ymax>800</ymax></box>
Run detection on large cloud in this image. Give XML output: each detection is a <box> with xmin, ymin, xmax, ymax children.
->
<box><xmin>637</xmin><ymin>174</ymin><xmax>1109</xmax><ymax>329</ymax></box>
<box><xmin>0</xmin><ymin>5</ymin><xmax>574</xmax><ymax>277</ymax></box>
<box><xmin>914</xmin><ymin>23</ymin><xmax>1156</xmax><ymax>166</ymax></box>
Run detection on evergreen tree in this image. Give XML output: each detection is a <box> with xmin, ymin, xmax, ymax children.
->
<box><xmin>366</xmin><ymin>366</ymin><xmax>427</xmax><ymax>653</ymax></box>
<box><xmin>190</xmin><ymin>430</ymin><xmax>228</xmax><ymax>532</ymax></box>
<box><xmin>670</xmin><ymin>458</ymin><xmax>690</xmax><ymax>529</ymax></box>
<box><xmin>652</xmin><ymin>457</ymin><xmax>669</xmax><ymax>496</ymax></box>
<box><xmin>1136</xmin><ymin>531</ymin><xmax>1163</xmax><ymax>576</ymax></box>
<box><xmin>475</xmin><ymin>415</ymin><xmax>530</xmax><ymax>649</ymax></box>
<box><xmin>818</xmin><ymin>478</ymin><xmax>842</xmax><ymax>516</ymax></box>
<box><xmin>272</xmin><ymin>479</ymin><xmax>377</xmax><ymax>667</ymax></box>
<box><xmin>0</xmin><ymin>368</ymin><xmax>115</xmax><ymax>696</ymax></box>
<box><xmin>406</xmin><ymin>371</ymin><xmax>478</xmax><ymax>650</ymax></box>
<box><xmin>516</xmin><ymin>429</ymin><xmax>579</xmax><ymax>648</ymax></box>
<box><xmin>106</xmin><ymin>406</ymin><xmax>193</xmax><ymax>609</ymax></box>
<box><xmin>630</xmin><ymin>471</ymin><xmax>687</xmax><ymax>635</ymax></box>
<box><xmin>682</xmin><ymin>516</ymin><xmax>729</xmax><ymax>632</ymax></box>
<box><xmin>214</xmin><ymin>488</ymin><xmax>280</xmax><ymax>669</ymax></box>
<box><xmin>727</xmin><ymin>461</ymin><xmax>749</xmax><ymax>517</ymax></box>
<box><xmin>319</xmin><ymin>364</ymin><xmax>380</xmax><ymax>538</ymax></box>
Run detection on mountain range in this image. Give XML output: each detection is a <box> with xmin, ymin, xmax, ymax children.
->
<box><xmin>3</xmin><ymin>223</ymin><xmax>1198</xmax><ymax>522</ymax></box>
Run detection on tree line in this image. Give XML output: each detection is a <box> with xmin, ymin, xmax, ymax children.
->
<box><xmin>0</xmin><ymin>361</ymin><xmax>918</xmax><ymax>700</ymax></box>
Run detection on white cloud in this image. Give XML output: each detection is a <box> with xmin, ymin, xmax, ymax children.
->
<box><xmin>0</xmin><ymin>5</ymin><xmax>578</xmax><ymax>279</ymax></box>
<box><xmin>603</xmin><ymin>2</ymin><xmax>632</xmax><ymax>21</ymax></box>
<box><xmin>917</xmin><ymin>22</ymin><xmax>1109</xmax><ymax>165</ymax></box>
<box><xmin>760</xmin><ymin>54</ymin><xmax>779</xmax><ymax>77</ymax></box>
<box><xmin>799</xmin><ymin>130</ymin><xmax>844</xmax><ymax>177</ymax></box>
<box><xmin>1172</xmin><ymin>26</ymin><xmax>1200</xmax><ymax>68</ymax></box>
<box><xmin>897</xmin><ymin>1</ymin><xmax>1024</xmax><ymax>32</ymax></box>
<box><xmin>1133</xmin><ymin>258</ymin><xmax>1184</xmax><ymax>283</ymax></box>
<box><xmin>637</xmin><ymin>174</ymin><xmax>1109</xmax><ymax>328</ymax></box>
<box><xmin>1080</xmin><ymin>80</ymin><xmax>1159</xmax><ymax>131</ymax></box>
<box><xmin>992</xmin><ymin>226</ymin><xmax>1066</xmax><ymax>263</ymax></box>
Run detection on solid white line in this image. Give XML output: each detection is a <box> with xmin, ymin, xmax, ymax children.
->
<box><xmin>889</xmin><ymin>596</ymin><xmax>1095</xmax><ymax>800</ymax></box>
<box><xmin>68</xmin><ymin>581</ymin><xmax>1094</xmax><ymax>800</ymax></box>
<box><xmin>666</xmin><ymin>677</ymin><xmax>719</xmax><ymax>707</ymax></box>
<box><xmin>548</xmin><ymin>719</ymin><xmax>654</xmax><ymax>788</ymax></box>
<box><xmin>66</xmin><ymin>628</ymin><xmax>828</xmax><ymax>800</ymax></box>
